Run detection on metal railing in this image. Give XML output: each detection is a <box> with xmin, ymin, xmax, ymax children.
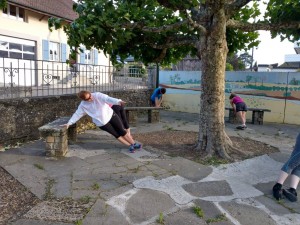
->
<box><xmin>0</xmin><ymin>58</ymin><xmax>157</xmax><ymax>99</ymax></box>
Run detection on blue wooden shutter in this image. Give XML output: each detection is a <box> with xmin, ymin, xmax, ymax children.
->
<box><xmin>80</xmin><ymin>48</ymin><xmax>85</xmax><ymax>64</ymax></box>
<box><xmin>61</xmin><ymin>43</ymin><xmax>67</xmax><ymax>62</ymax></box>
<box><xmin>93</xmin><ymin>49</ymin><xmax>98</xmax><ymax>65</ymax></box>
<box><xmin>42</xmin><ymin>40</ymin><xmax>49</xmax><ymax>60</ymax></box>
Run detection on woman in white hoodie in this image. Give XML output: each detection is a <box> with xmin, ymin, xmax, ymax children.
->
<box><xmin>62</xmin><ymin>90</ymin><xmax>141</xmax><ymax>153</ymax></box>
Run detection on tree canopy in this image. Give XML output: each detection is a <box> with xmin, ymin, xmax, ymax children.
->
<box><xmin>49</xmin><ymin>0</ymin><xmax>300</xmax><ymax>159</ymax></box>
<box><xmin>48</xmin><ymin>0</ymin><xmax>267</xmax><ymax>66</ymax></box>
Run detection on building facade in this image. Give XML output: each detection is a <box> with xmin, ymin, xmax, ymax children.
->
<box><xmin>0</xmin><ymin>0</ymin><xmax>111</xmax><ymax>87</ymax></box>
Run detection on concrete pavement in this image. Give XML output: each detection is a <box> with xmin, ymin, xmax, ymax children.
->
<box><xmin>1</xmin><ymin>111</ymin><xmax>300</xmax><ymax>225</ymax></box>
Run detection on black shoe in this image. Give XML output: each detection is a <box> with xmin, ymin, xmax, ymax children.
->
<box><xmin>273</xmin><ymin>183</ymin><xmax>283</xmax><ymax>200</ymax></box>
<box><xmin>283</xmin><ymin>188</ymin><xmax>298</xmax><ymax>202</ymax></box>
<box><xmin>236</xmin><ymin>125</ymin><xmax>244</xmax><ymax>130</ymax></box>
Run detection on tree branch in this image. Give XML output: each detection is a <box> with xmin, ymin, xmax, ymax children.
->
<box><xmin>186</xmin><ymin>10</ymin><xmax>207</xmax><ymax>34</ymax></box>
<box><xmin>146</xmin><ymin>37</ymin><xmax>198</xmax><ymax>49</ymax></box>
<box><xmin>121</xmin><ymin>20</ymin><xmax>189</xmax><ymax>33</ymax></box>
<box><xmin>225</xmin><ymin>0</ymin><xmax>252</xmax><ymax>17</ymax></box>
<box><xmin>226</xmin><ymin>0</ymin><xmax>252</xmax><ymax>10</ymax></box>
<box><xmin>227</xmin><ymin>19</ymin><xmax>300</xmax><ymax>32</ymax></box>
<box><xmin>156</xmin><ymin>0</ymin><xmax>197</xmax><ymax>10</ymax></box>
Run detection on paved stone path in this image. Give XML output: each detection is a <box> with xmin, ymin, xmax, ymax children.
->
<box><xmin>1</xmin><ymin>111</ymin><xmax>300</xmax><ymax>225</ymax></box>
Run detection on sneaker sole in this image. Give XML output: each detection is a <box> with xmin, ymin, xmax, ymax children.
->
<box><xmin>283</xmin><ymin>189</ymin><xmax>298</xmax><ymax>202</ymax></box>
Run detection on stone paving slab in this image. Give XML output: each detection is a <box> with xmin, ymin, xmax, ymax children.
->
<box><xmin>125</xmin><ymin>189</ymin><xmax>177</xmax><ymax>224</ymax></box>
<box><xmin>151</xmin><ymin>157</ymin><xmax>213</xmax><ymax>182</ymax></box>
<box><xmin>220</xmin><ymin>200</ymin><xmax>278</xmax><ymax>225</ymax></box>
<box><xmin>83</xmin><ymin>199</ymin><xmax>130</xmax><ymax>225</ymax></box>
<box><xmin>4</xmin><ymin>163</ymin><xmax>48</xmax><ymax>199</ymax></box>
<box><xmin>183</xmin><ymin>180</ymin><xmax>233</xmax><ymax>197</ymax></box>
<box><xmin>159</xmin><ymin>208</ymin><xmax>207</xmax><ymax>225</ymax></box>
<box><xmin>193</xmin><ymin>199</ymin><xmax>234</xmax><ymax>225</ymax></box>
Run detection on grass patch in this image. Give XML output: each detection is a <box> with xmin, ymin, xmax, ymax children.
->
<box><xmin>206</xmin><ymin>213</ymin><xmax>227</xmax><ymax>223</ymax></box>
<box><xmin>34</xmin><ymin>163</ymin><xmax>44</xmax><ymax>170</ymax></box>
<box><xmin>156</xmin><ymin>212</ymin><xmax>165</xmax><ymax>224</ymax></box>
<box><xmin>193</xmin><ymin>206</ymin><xmax>204</xmax><ymax>218</ymax></box>
<box><xmin>79</xmin><ymin>195</ymin><xmax>92</xmax><ymax>204</ymax></box>
<box><xmin>74</xmin><ymin>219</ymin><xmax>83</xmax><ymax>225</ymax></box>
<box><xmin>129</xmin><ymin>165</ymin><xmax>141</xmax><ymax>173</ymax></box>
<box><xmin>198</xmin><ymin>156</ymin><xmax>229</xmax><ymax>166</ymax></box>
<box><xmin>91</xmin><ymin>183</ymin><xmax>100</xmax><ymax>190</ymax></box>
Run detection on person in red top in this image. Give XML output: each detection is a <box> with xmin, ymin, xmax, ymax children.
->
<box><xmin>229</xmin><ymin>93</ymin><xmax>248</xmax><ymax>130</ymax></box>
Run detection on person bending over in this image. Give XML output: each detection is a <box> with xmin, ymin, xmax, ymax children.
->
<box><xmin>61</xmin><ymin>90</ymin><xmax>141</xmax><ymax>153</ymax></box>
<box><xmin>229</xmin><ymin>93</ymin><xmax>247</xmax><ymax>130</ymax></box>
<box><xmin>150</xmin><ymin>87</ymin><xmax>166</xmax><ymax>107</ymax></box>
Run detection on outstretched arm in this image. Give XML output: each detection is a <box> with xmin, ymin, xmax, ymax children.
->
<box><xmin>61</xmin><ymin>106</ymin><xmax>86</xmax><ymax>128</ymax></box>
<box><xmin>230</xmin><ymin>100</ymin><xmax>236</xmax><ymax>113</ymax></box>
<box><xmin>154</xmin><ymin>97</ymin><xmax>161</xmax><ymax>107</ymax></box>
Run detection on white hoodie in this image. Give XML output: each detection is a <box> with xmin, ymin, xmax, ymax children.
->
<box><xmin>67</xmin><ymin>92</ymin><xmax>122</xmax><ymax>126</ymax></box>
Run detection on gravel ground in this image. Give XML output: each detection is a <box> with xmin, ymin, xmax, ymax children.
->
<box><xmin>0</xmin><ymin>167</ymin><xmax>40</xmax><ymax>225</ymax></box>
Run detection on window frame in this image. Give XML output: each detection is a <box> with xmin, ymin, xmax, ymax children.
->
<box><xmin>2</xmin><ymin>4</ymin><xmax>25</xmax><ymax>22</ymax></box>
<box><xmin>0</xmin><ymin>35</ymin><xmax>35</xmax><ymax>60</ymax></box>
<box><xmin>49</xmin><ymin>41</ymin><xmax>60</xmax><ymax>62</ymax></box>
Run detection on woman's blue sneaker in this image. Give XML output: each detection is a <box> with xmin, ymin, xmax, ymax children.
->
<box><xmin>129</xmin><ymin>145</ymin><xmax>135</xmax><ymax>153</ymax></box>
<box><xmin>134</xmin><ymin>143</ymin><xmax>142</xmax><ymax>150</ymax></box>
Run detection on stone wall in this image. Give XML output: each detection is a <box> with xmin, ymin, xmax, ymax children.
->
<box><xmin>0</xmin><ymin>89</ymin><xmax>153</xmax><ymax>145</ymax></box>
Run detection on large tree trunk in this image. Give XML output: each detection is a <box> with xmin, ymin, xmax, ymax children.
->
<box><xmin>195</xmin><ymin>5</ymin><xmax>236</xmax><ymax>160</ymax></box>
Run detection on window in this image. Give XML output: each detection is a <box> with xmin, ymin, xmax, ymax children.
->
<box><xmin>42</xmin><ymin>40</ymin><xmax>66</xmax><ymax>62</ymax></box>
<box><xmin>49</xmin><ymin>42</ymin><xmax>60</xmax><ymax>61</ymax></box>
<box><xmin>0</xmin><ymin>35</ymin><xmax>35</xmax><ymax>60</ymax></box>
<box><xmin>2</xmin><ymin>4</ymin><xmax>25</xmax><ymax>22</ymax></box>
<box><xmin>84</xmin><ymin>50</ymin><xmax>93</xmax><ymax>64</ymax></box>
<box><xmin>80</xmin><ymin>48</ymin><xmax>98</xmax><ymax>65</ymax></box>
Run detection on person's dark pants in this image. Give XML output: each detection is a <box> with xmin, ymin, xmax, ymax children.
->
<box><xmin>111</xmin><ymin>105</ymin><xmax>129</xmax><ymax>129</ymax></box>
<box><xmin>235</xmin><ymin>102</ymin><xmax>247</xmax><ymax>112</ymax></box>
<box><xmin>99</xmin><ymin>112</ymin><xmax>127</xmax><ymax>138</ymax></box>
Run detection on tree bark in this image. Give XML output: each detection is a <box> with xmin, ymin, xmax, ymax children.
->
<box><xmin>195</xmin><ymin>5</ymin><xmax>235</xmax><ymax>160</ymax></box>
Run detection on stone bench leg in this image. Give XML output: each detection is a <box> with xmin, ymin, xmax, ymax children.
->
<box><xmin>126</xmin><ymin>110</ymin><xmax>138</xmax><ymax>125</ymax></box>
<box><xmin>45</xmin><ymin>131</ymin><xmax>68</xmax><ymax>157</ymax></box>
<box><xmin>68</xmin><ymin>124</ymin><xmax>77</xmax><ymax>142</ymax></box>
<box><xmin>252</xmin><ymin>111</ymin><xmax>264</xmax><ymax>125</ymax></box>
<box><xmin>148</xmin><ymin>110</ymin><xmax>160</xmax><ymax>123</ymax></box>
<box><xmin>228</xmin><ymin>109</ymin><xmax>238</xmax><ymax>124</ymax></box>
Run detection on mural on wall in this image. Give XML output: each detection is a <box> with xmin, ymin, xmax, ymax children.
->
<box><xmin>159</xmin><ymin>71</ymin><xmax>300</xmax><ymax>124</ymax></box>
<box><xmin>159</xmin><ymin>71</ymin><xmax>201</xmax><ymax>94</ymax></box>
<box><xmin>225</xmin><ymin>72</ymin><xmax>300</xmax><ymax>100</ymax></box>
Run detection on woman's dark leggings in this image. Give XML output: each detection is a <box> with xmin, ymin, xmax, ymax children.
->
<box><xmin>111</xmin><ymin>105</ymin><xmax>129</xmax><ymax>129</ymax></box>
<box><xmin>99</xmin><ymin>112</ymin><xmax>127</xmax><ymax>138</ymax></box>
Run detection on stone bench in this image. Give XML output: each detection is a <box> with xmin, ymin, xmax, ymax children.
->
<box><xmin>225</xmin><ymin>107</ymin><xmax>271</xmax><ymax>125</ymax></box>
<box><xmin>124</xmin><ymin>107</ymin><xmax>163</xmax><ymax>125</ymax></box>
<box><xmin>38</xmin><ymin>117</ymin><xmax>76</xmax><ymax>157</ymax></box>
